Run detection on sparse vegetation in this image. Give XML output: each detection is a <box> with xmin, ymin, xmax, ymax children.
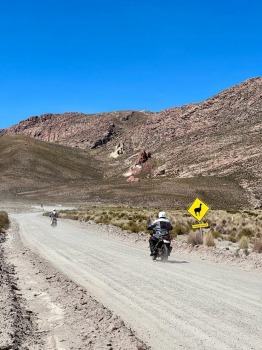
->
<box><xmin>0</xmin><ymin>211</ymin><xmax>9</xmax><ymax>233</ymax></box>
<box><xmin>187</xmin><ymin>232</ymin><xmax>203</xmax><ymax>246</ymax></box>
<box><xmin>253</xmin><ymin>238</ymin><xmax>262</xmax><ymax>253</ymax></box>
<box><xmin>204</xmin><ymin>232</ymin><xmax>216</xmax><ymax>247</ymax></box>
<box><xmin>238</xmin><ymin>236</ymin><xmax>249</xmax><ymax>250</ymax></box>
<box><xmin>59</xmin><ymin>207</ymin><xmax>262</xmax><ymax>253</ymax></box>
<box><xmin>237</xmin><ymin>227</ymin><xmax>253</xmax><ymax>239</ymax></box>
<box><xmin>172</xmin><ymin>223</ymin><xmax>190</xmax><ymax>236</ymax></box>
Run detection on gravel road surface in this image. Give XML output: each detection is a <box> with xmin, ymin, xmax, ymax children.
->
<box><xmin>11</xmin><ymin>212</ymin><xmax>262</xmax><ymax>350</ymax></box>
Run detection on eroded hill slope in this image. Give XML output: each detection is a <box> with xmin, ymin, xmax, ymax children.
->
<box><xmin>1</xmin><ymin>77</ymin><xmax>261</xmax><ymax>207</ymax></box>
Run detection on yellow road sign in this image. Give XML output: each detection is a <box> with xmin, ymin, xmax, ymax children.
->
<box><xmin>192</xmin><ymin>223</ymin><xmax>209</xmax><ymax>229</ymax></box>
<box><xmin>188</xmin><ymin>198</ymin><xmax>209</xmax><ymax>222</ymax></box>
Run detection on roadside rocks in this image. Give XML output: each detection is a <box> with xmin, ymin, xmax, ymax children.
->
<box><xmin>0</xmin><ymin>232</ymin><xmax>39</xmax><ymax>350</ymax></box>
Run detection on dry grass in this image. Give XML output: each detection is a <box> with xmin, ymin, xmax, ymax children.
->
<box><xmin>187</xmin><ymin>232</ymin><xmax>203</xmax><ymax>246</ymax></box>
<box><xmin>59</xmin><ymin>207</ymin><xmax>153</xmax><ymax>234</ymax></box>
<box><xmin>0</xmin><ymin>211</ymin><xmax>9</xmax><ymax>233</ymax></box>
<box><xmin>238</xmin><ymin>236</ymin><xmax>249</xmax><ymax>250</ymax></box>
<box><xmin>253</xmin><ymin>238</ymin><xmax>262</xmax><ymax>253</ymax></box>
<box><xmin>59</xmin><ymin>207</ymin><xmax>262</xmax><ymax>252</ymax></box>
<box><xmin>204</xmin><ymin>232</ymin><xmax>216</xmax><ymax>247</ymax></box>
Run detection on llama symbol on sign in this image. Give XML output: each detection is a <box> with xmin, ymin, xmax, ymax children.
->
<box><xmin>188</xmin><ymin>198</ymin><xmax>209</xmax><ymax>222</ymax></box>
<box><xmin>194</xmin><ymin>203</ymin><xmax>202</xmax><ymax>216</ymax></box>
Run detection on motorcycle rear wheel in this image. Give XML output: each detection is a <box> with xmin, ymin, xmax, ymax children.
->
<box><xmin>161</xmin><ymin>244</ymin><xmax>169</xmax><ymax>262</ymax></box>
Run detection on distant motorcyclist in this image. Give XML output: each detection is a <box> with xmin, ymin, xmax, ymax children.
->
<box><xmin>147</xmin><ymin>211</ymin><xmax>173</xmax><ymax>256</ymax></box>
<box><xmin>50</xmin><ymin>208</ymin><xmax>58</xmax><ymax>221</ymax></box>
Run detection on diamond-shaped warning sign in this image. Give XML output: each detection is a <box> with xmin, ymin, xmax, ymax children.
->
<box><xmin>188</xmin><ymin>198</ymin><xmax>209</xmax><ymax>222</ymax></box>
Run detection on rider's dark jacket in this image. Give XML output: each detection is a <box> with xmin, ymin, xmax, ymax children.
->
<box><xmin>148</xmin><ymin>218</ymin><xmax>173</xmax><ymax>239</ymax></box>
<box><xmin>50</xmin><ymin>211</ymin><xmax>58</xmax><ymax>218</ymax></box>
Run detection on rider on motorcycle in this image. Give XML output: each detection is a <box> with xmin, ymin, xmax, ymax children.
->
<box><xmin>50</xmin><ymin>208</ymin><xmax>58</xmax><ymax>221</ymax></box>
<box><xmin>147</xmin><ymin>211</ymin><xmax>173</xmax><ymax>256</ymax></box>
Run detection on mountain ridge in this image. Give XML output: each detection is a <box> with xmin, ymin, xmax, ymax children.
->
<box><xmin>1</xmin><ymin>77</ymin><xmax>261</xmax><ymax>208</ymax></box>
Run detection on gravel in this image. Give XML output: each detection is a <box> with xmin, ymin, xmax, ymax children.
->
<box><xmin>5</xmin><ymin>211</ymin><xmax>262</xmax><ymax>350</ymax></box>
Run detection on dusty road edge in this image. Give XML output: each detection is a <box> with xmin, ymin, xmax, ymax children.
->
<box><xmin>1</xmin><ymin>220</ymin><xmax>150</xmax><ymax>350</ymax></box>
<box><xmin>0</xmin><ymin>230</ymin><xmax>39</xmax><ymax>350</ymax></box>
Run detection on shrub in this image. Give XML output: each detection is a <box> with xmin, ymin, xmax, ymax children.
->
<box><xmin>173</xmin><ymin>223</ymin><xmax>190</xmax><ymax>236</ymax></box>
<box><xmin>67</xmin><ymin>214</ymin><xmax>79</xmax><ymax>220</ymax></box>
<box><xmin>0</xmin><ymin>211</ymin><xmax>9</xmax><ymax>232</ymax></box>
<box><xmin>229</xmin><ymin>236</ymin><xmax>237</xmax><ymax>243</ymax></box>
<box><xmin>204</xmin><ymin>232</ymin><xmax>216</xmax><ymax>247</ymax></box>
<box><xmin>210</xmin><ymin>228</ymin><xmax>220</xmax><ymax>239</ymax></box>
<box><xmin>215</xmin><ymin>225</ymin><xmax>227</xmax><ymax>235</ymax></box>
<box><xmin>170</xmin><ymin>231</ymin><xmax>177</xmax><ymax>239</ymax></box>
<box><xmin>100</xmin><ymin>218</ymin><xmax>111</xmax><ymax>224</ymax></box>
<box><xmin>228</xmin><ymin>231</ymin><xmax>237</xmax><ymax>243</ymax></box>
<box><xmin>226</xmin><ymin>209</ymin><xmax>239</xmax><ymax>214</ymax></box>
<box><xmin>237</xmin><ymin>227</ymin><xmax>254</xmax><ymax>239</ymax></box>
<box><xmin>243</xmin><ymin>210</ymin><xmax>258</xmax><ymax>217</ymax></box>
<box><xmin>253</xmin><ymin>238</ymin><xmax>262</xmax><ymax>253</ymax></box>
<box><xmin>187</xmin><ymin>232</ymin><xmax>203</xmax><ymax>246</ymax></box>
<box><xmin>238</xmin><ymin>236</ymin><xmax>249</xmax><ymax>250</ymax></box>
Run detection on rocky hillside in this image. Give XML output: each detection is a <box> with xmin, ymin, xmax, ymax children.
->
<box><xmin>1</xmin><ymin>77</ymin><xmax>261</xmax><ymax>207</ymax></box>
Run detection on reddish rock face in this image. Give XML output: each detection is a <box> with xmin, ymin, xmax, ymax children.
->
<box><xmin>135</xmin><ymin>150</ymin><xmax>151</xmax><ymax>165</ymax></box>
<box><xmin>1</xmin><ymin>77</ymin><xmax>262</xmax><ymax>206</ymax></box>
<box><xmin>126</xmin><ymin>175</ymin><xmax>140</xmax><ymax>182</ymax></box>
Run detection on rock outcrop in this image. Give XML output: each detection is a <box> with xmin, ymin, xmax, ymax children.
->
<box><xmin>109</xmin><ymin>142</ymin><xmax>125</xmax><ymax>159</ymax></box>
<box><xmin>1</xmin><ymin>77</ymin><xmax>262</xmax><ymax>206</ymax></box>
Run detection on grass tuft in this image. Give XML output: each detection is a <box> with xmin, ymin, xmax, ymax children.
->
<box><xmin>204</xmin><ymin>232</ymin><xmax>216</xmax><ymax>247</ymax></box>
<box><xmin>253</xmin><ymin>238</ymin><xmax>262</xmax><ymax>253</ymax></box>
<box><xmin>238</xmin><ymin>236</ymin><xmax>249</xmax><ymax>250</ymax></box>
<box><xmin>0</xmin><ymin>211</ymin><xmax>9</xmax><ymax>232</ymax></box>
<box><xmin>187</xmin><ymin>232</ymin><xmax>203</xmax><ymax>246</ymax></box>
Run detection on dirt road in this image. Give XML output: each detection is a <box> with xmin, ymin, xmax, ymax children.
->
<box><xmin>10</xmin><ymin>211</ymin><xmax>262</xmax><ymax>350</ymax></box>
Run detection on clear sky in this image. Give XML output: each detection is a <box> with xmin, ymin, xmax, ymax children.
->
<box><xmin>0</xmin><ymin>0</ymin><xmax>261</xmax><ymax>129</ymax></box>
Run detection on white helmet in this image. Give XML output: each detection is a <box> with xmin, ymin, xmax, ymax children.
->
<box><xmin>53</xmin><ymin>208</ymin><xmax>56</xmax><ymax>211</ymax></box>
<box><xmin>158</xmin><ymin>211</ymin><xmax>166</xmax><ymax>218</ymax></box>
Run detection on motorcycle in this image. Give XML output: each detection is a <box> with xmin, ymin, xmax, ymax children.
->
<box><xmin>152</xmin><ymin>233</ymin><xmax>172</xmax><ymax>261</ymax></box>
<box><xmin>51</xmin><ymin>217</ymin><xmax>57</xmax><ymax>227</ymax></box>
<box><xmin>147</xmin><ymin>219</ymin><xmax>172</xmax><ymax>261</ymax></box>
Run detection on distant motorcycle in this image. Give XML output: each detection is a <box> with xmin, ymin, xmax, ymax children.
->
<box><xmin>51</xmin><ymin>217</ymin><xmax>57</xmax><ymax>227</ymax></box>
<box><xmin>152</xmin><ymin>232</ymin><xmax>172</xmax><ymax>261</ymax></box>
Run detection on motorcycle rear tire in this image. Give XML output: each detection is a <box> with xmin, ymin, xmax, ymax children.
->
<box><xmin>161</xmin><ymin>244</ymin><xmax>169</xmax><ymax>262</ymax></box>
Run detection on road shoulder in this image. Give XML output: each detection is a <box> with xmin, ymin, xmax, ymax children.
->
<box><xmin>2</xmin><ymin>220</ymin><xmax>149</xmax><ymax>350</ymax></box>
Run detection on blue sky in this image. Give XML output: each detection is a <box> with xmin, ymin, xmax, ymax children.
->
<box><xmin>0</xmin><ymin>0</ymin><xmax>261</xmax><ymax>128</ymax></box>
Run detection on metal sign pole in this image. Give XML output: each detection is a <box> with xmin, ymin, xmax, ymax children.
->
<box><xmin>200</xmin><ymin>224</ymin><xmax>203</xmax><ymax>238</ymax></box>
